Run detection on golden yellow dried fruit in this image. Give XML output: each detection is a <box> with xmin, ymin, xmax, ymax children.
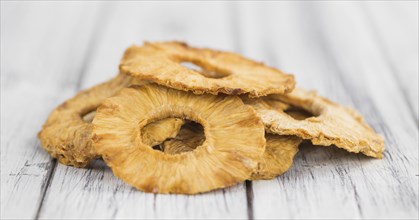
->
<box><xmin>162</xmin><ymin>121</ymin><xmax>205</xmax><ymax>155</ymax></box>
<box><xmin>250</xmin><ymin>134</ymin><xmax>301</xmax><ymax>180</ymax></box>
<box><xmin>141</xmin><ymin>118</ymin><xmax>185</xmax><ymax>146</ymax></box>
<box><xmin>119</xmin><ymin>41</ymin><xmax>295</xmax><ymax>98</ymax></box>
<box><xmin>38</xmin><ymin>74</ymin><xmax>184</xmax><ymax>167</ymax></box>
<box><xmin>38</xmin><ymin>74</ymin><xmax>139</xmax><ymax>167</ymax></box>
<box><xmin>244</xmin><ymin>88</ymin><xmax>384</xmax><ymax>158</ymax></box>
<box><xmin>92</xmin><ymin>84</ymin><xmax>265</xmax><ymax>194</ymax></box>
<box><xmin>161</xmin><ymin>123</ymin><xmax>300</xmax><ymax>180</ymax></box>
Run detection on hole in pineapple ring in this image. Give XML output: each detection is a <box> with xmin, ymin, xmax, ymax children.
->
<box><xmin>138</xmin><ymin>106</ymin><xmax>211</xmax><ymax>156</ymax></box>
<box><xmin>180</xmin><ymin>61</ymin><xmax>230</xmax><ymax>79</ymax></box>
<box><xmin>162</xmin><ymin>121</ymin><xmax>205</xmax><ymax>155</ymax></box>
<box><xmin>142</xmin><ymin>118</ymin><xmax>205</xmax><ymax>155</ymax></box>
<box><xmin>283</xmin><ymin>105</ymin><xmax>318</xmax><ymax>120</ymax></box>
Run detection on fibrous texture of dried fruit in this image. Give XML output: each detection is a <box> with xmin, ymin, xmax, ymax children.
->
<box><xmin>119</xmin><ymin>41</ymin><xmax>295</xmax><ymax>97</ymax></box>
<box><xmin>38</xmin><ymin>74</ymin><xmax>139</xmax><ymax>167</ymax></box>
<box><xmin>141</xmin><ymin>118</ymin><xmax>185</xmax><ymax>146</ymax></box>
<box><xmin>244</xmin><ymin>88</ymin><xmax>384</xmax><ymax>158</ymax></box>
<box><xmin>162</xmin><ymin>122</ymin><xmax>205</xmax><ymax>155</ymax></box>
<box><xmin>38</xmin><ymin>74</ymin><xmax>184</xmax><ymax>167</ymax></box>
<box><xmin>250</xmin><ymin>134</ymin><xmax>301</xmax><ymax>180</ymax></box>
<box><xmin>92</xmin><ymin>84</ymin><xmax>265</xmax><ymax>194</ymax></box>
<box><xmin>161</xmin><ymin>123</ymin><xmax>301</xmax><ymax>180</ymax></box>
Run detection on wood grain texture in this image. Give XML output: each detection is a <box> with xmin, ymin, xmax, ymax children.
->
<box><xmin>1</xmin><ymin>1</ymin><xmax>417</xmax><ymax>219</ymax></box>
<box><xmin>231</xmin><ymin>2</ymin><xmax>418</xmax><ymax>219</ymax></box>
<box><xmin>1</xmin><ymin>2</ymin><xmax>105</xmax><ymax>219</ymax></box>
<box><xmin>35</xmin><ymin>2</ymin><xmax>249</xmax><ymax>219</ymax></box>
<box><xmin>363</xmin><ymin>1</ymin><xmax>418</xmax><ymax>122</ymax></box>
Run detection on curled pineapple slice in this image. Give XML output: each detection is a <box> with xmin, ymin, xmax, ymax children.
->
<box><xmin>92</xmin><ymin>84</ymin><xmax>265</xmax><ymax>194</ymax></box>
<box><xmin>38</xmin><ymin>73</ymin><xmax>142</xmax><ymax>167</ymax></box>
<box><xmin>243</xmin><ymin>88</ymin><xmax>384</xmax><ymax>158</ymax></box>
<box><xmin>38</xmin><ymin>74</ymin><xmax>184</xmax><ymax>167</ymax></box>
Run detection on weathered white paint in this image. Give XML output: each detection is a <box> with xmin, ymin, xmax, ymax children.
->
<box><xmin>364</xmin><ymin>1</ymin><xmax>419</xmax><ymax>119</ymax></box>
<box><xmin>233</xmin><ymin>2</ymin><xmax>418</xmax><ymax>219</ymax></box>
<box><xmin>1</xmin><ymin>2</ymin><xmax>417</xmax><ymax>219</ymax></box>
<box><xmin>35</xmin><ymin>2</ymin><xmax>248</xmax><ymax>220</ymax></box>
<box><xmin>1</xmin><ymin>2</ymin><xmax>105</xmax><ymax>219</ymax></box>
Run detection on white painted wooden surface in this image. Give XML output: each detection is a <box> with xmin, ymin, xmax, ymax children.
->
<box><xmin>1</xmin><ymin>2</ymin><xmax>417</xmax><ymax>219</ymax></box>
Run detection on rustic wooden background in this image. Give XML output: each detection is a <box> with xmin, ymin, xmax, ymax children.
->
<box><xmin>1</xmin><ymin>1</ymin><xmax>418</xmax><ymax>219</ymax></box>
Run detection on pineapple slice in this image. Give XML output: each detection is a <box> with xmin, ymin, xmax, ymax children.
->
<box><xmin>120</xmin><ymin>41</ymin><xmax>295</xmax><ymax>98</ymax></box>
<box><xmin>92</xmin><ymin>84</ymin><xmax>265</xmax><ymax>194</ymax></box>
<box><xmin>244</xmin><ymin>88</ymin><xmax>384</xmax><ymax>158</ymax></box>
<box><xmin>38</xmin><ymin>74</ymin><xmax>183</xmax><ymax>167</ymax></box>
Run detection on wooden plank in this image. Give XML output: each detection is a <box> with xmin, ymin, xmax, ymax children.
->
<box><xmin>37</xmin><ymin>2</ymin><xmax>249</xmax><ymax>219</ymax></box>
<box><xmin>81</xmin><ymin>2</ymin><xmax>237</xmax><ymax>89</ymax></box>
<box><xmin>231</xmin><ymin>2</ymin><xmax>418</xmax><ymax>219</ymax></box>
<box><xmin>304</xmin><ymin>4</ymin><xmax>418</xmax><ymax>218</ymax></box>
<box><xmin>362</xmin><ymin>1</ymin><xmax>418</xmax><ymax>122</ymax></box>
<box><xmin>0</xmin><ymin>2</ymin><xmax>106</xmax><ymax>219</ymax></box>
<box><xmin>232</xmin><ymin>3</ymin><xmax>366</xmax><ymax>218</ymax></box>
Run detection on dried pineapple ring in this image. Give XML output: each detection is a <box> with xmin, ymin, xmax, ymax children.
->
<box><xmin>38</xmin><ymin>74</ymin><xmax>183</xmax><ymax>167</ymax></box>
<box><xmin>244</xmin><ymin>88</ymin><xmax>384</xmax><ymax>158</ymax></box>
<box><xmin>120</xmin><ymin>41</ymin><xmax>295</xmax><ymax>98</ymax></box>
<box><xmin>38</xmin><ymin>74</ymin><xmax>138</xmax><ymax>167</ymax></box>
<box><xmin>92</xmin><ymin>84</ymin><xmax>265</xmax><ymax>194</ymax></box>
<box><xmin>250</xmin><ymin>134</ymin><xmax>301</xmax><ymax>180</ymax></box>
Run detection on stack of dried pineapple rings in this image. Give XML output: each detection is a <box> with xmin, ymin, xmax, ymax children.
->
<box><xmin>39</xmin><ymin>41</ymin><xmax>384</xmax><ymax>194</ymax></box>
